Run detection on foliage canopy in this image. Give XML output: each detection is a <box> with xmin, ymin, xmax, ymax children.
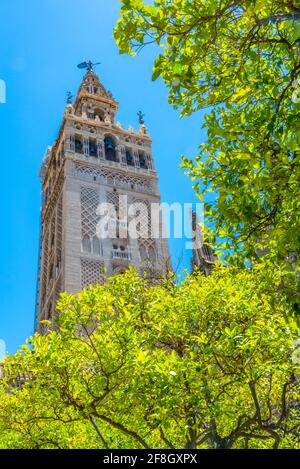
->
<box><xmin>114</xmin><ymin>0</ymin><xmax>300</xmax><ymax>308</ymax></box>
<box><xmin>0</xmin><ymin>269</ymin><xmax>299</xmax><ymax>449</ymax></box>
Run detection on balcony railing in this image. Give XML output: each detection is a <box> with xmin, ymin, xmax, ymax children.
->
<box><xmin>73</xmin><ymin>151</ymin><xmax>156</xmax><ymax>176</ymax></box>
<box><xmin>111</xmin><ymin>249</ymin><xmax>132</xmax><ymax>261</ymax></box>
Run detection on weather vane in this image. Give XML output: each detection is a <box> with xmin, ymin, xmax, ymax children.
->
<box><xmin>137</xmin><ymin>111</ymin><xmax>145</xmax><ymax>125</ymax></box>
<box><xmin>66</xmin><ymin>91</ymin><xmax>74</xmax><ymax>105</ymax></box>
<box><xmin>77</xmin><ymin>60</ymin><xmax>101</xmax><ymax>72</ymax></box>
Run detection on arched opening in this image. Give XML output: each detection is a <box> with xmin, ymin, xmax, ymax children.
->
<box><xmin>75</xmin><ymin>134</ymin><xmax>84</xmax><ymax>154</ymax></box>
<box><xmin>139</xmin><ymin>151</ymin><xmax>147</xmax><ymax>169</ymax></box>
<box><xmin>89</xmin><ymin>138</ymin><xmax>98</xmax><ymax>158</ymax></box>
<box><xmin>126</xmin><ymin>149</ymin><xmax>134</xmax><ymax>166</ymax></box>
<box><xmin>104</xmin><ymin>136</ymin><xmax>117</xmax><ymax>162</ymax></box>
<box><xmin>82</xmin><ymin>235</ymin><xmax>91</xmax><ymax>253</ymax></box>
<box><xmin>92</xmin><ymin>236</ymin><xmax>101</xmax><ymax>256</ymax></box>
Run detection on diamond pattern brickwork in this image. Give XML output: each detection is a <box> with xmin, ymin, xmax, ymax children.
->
<box><xmin>75</xmin><ymin>163</ymin><xmax>154</xmax><ymax>194</ymax></box>
<box><xmin>81</xmin><ymin>258</ymin><xmax>104</xmax><ymax>289</ymax></box>
<box><xmin>80</xmin><ymin>186</ymin><xmax>100</xmax><ymax>237</ymax></box>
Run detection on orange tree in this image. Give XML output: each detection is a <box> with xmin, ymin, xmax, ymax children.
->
<box><xmin>114</xmin><ymin>0</ymin><xmax>300</xmax><ymax>312</ymax></box>
<box><xmin>0</xmin><ymin>268</ymin><xmax>299</xmax><ymax>449</ymax></box>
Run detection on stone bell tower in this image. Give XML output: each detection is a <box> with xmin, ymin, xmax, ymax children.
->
<box><xmin>35</xmin><ymin>65</ymin><xmax>171</xmax><ymax>332</ymax></box>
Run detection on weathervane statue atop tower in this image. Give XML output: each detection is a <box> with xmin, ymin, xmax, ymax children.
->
<box><xmin>137</xmin><ymin>110</ymin><xmax>145</xmax><ymax>126</ymax></box>
<box><xmin>77</xmin><ymin>60</ymin><xmax>101</xmax><ymax>72</ymax></box>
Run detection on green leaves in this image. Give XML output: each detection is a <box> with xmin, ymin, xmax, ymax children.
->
<box><xmin>114</xmin><ymin>0</ymin><xmax>300</xmax><ymax>308</ymax></box>
<box><xmin>1</xmin><ymin>0</ymin><xmax>300</xmax><ymax>450</ymax></box>
<box><xmin>0</xmin><ymin>268</ymin><xmax>299</xmax><ymax>449</ymax></box>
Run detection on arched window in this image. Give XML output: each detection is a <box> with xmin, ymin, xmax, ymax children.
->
<box><xmin>89</xmin><ymin>138</ymin><xmax>97</xmax><ymax>157</ymax></box>
<box><xmin>92</xmin><ymin>236</ymin><xmax>101</xmax><ymax>256</ymax></box>
<box><xmin>82</xmin><ymin>235</ymin><xmax>91</xmax><ymax>253</ymax></box>
<box><xmin>75</xmin><ymin>135</ymin><xmax>83</xmax><ymax>154</ymax></box>
<box><xmin>126</xmin><ymin>150</ymin><xmax>134</xmax><ymax>166</ymax></box>
<box><xmin>139</xmin><ymin>152</ymin><xmax>147</xmax><ymax>169</ymax></box>
<box><xmin>139</xmin><ymin>245</ymin><xmax>147</xmax><ymax>262</ymax></box>
<box><xmin>148</xmin><ymin>246</ymin><xmax>157</xmax><ymax>263</ymax></box>
<box><xmin>104</xmin><ymin>136</ymin><xmax>117</xmax><ymax>161</ymax></box>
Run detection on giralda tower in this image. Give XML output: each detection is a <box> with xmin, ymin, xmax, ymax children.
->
<box><xmin>35</xmin><ymin>65</ymin><xmax>170</xmax><ymax>332</ymax></box>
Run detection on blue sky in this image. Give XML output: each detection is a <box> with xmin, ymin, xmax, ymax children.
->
<box><xmin>0</xmin><ymin>0</ymin><xmax>206</xmax><ymax>357</ymax></box>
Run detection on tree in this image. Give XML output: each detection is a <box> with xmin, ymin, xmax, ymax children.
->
<box><xmin>0</xmin><ymin>269</ymin><xmax>299</xmax><ymax>449</ymax></box>
<box><xmin>114</xmin><ymin>0</ymin><xmax>300</xmax><ymax>310</ymax></box>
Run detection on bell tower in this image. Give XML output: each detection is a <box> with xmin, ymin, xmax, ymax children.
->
<box><xmin>35</xmin><ymin>65</ymin><xmax>171</xmax><ymax>332</ymax></box>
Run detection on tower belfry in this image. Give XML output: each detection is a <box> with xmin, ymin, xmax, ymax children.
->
<box><xmin>35</xmin><ymin>67</ymin><xmax>170</xmax><ymax>332</ymax></box>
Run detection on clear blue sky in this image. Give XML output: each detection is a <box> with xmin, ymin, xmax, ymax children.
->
<box><xmin>0</xmin><ymin>0</ymin><xmax>206</xmax><ymax>357</ymax></box>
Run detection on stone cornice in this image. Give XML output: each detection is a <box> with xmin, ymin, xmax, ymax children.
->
<box><xmin>66</xmin><ymin>153</ymin><xmax>158</xmax><ymax>181</ymax></box>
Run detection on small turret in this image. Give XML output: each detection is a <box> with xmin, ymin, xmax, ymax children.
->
<box><xmin>190</xmin><ymin>210</ymin><xmax>218</xmax><ymax>276</ymax></box>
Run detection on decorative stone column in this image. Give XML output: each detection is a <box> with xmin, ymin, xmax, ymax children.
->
<box><xmin>116</xmin><ymin>144</ymin><xmax>122</xmax><ymax>163</ymax></box>
<box><xmin>120</xmin><ymin>145</ymin><xmax>126</xmax><ymax>165</ymax></box>
<box><xmin>97</xmin><ymin>139</ymin><xmax>105</xmax><ymax>160</ymax></box>
<box><xmin>146</xmin><ymin>153</ymin><xmax>153</xmax><ymax>170</ymax></box>
<box><xmin>134</xmin><ymin>150</ymin><xmax>140</xmax><ymax>168</ymax></box>
<box><xmin>83</xmin><ymin>137</ymin><xmax>89</xmax><ymax>157</ymax></box>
